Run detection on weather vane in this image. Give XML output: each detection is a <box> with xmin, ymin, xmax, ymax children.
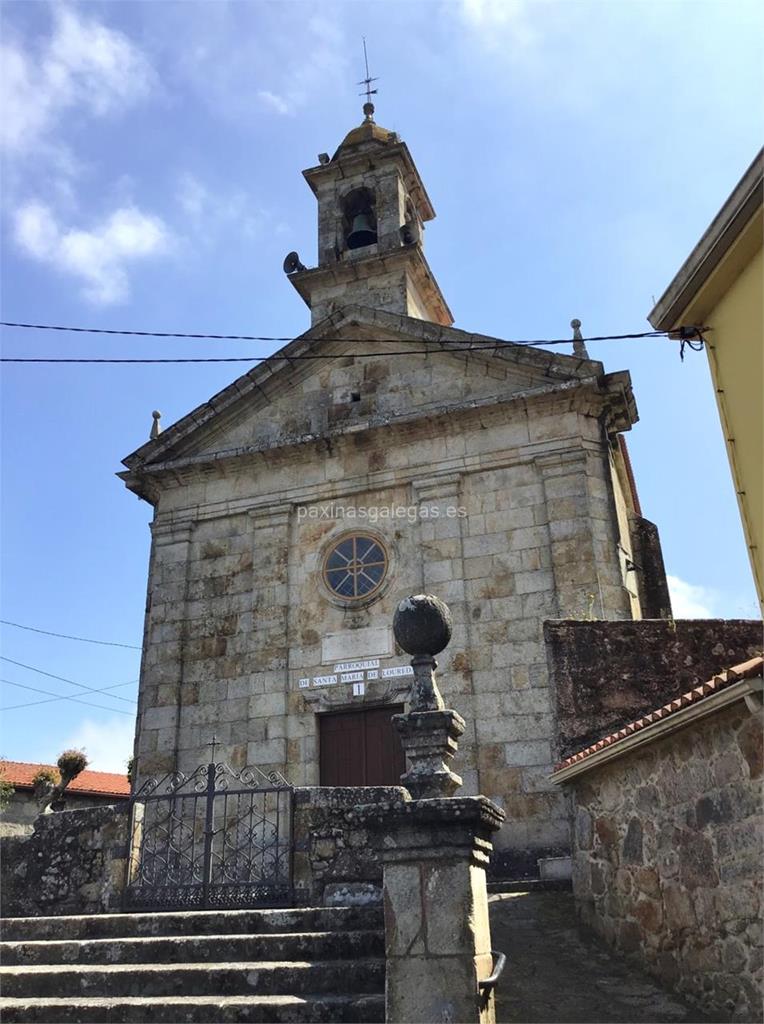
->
<box><xmin>358</xmin><ymin>37</ymin><xmax>378</xmax><ymax>109</ymax></box>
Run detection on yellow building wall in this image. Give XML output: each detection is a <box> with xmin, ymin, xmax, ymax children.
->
<box><xmin>704</xmin><ymin>243</ymin><xmax>763</xmax><ymax>609</ymax></box>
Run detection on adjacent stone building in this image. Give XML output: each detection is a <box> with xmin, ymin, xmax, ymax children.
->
<box><xmin>120</xmin><ymin>104</ymin><xmax>670</xmax><ymax>872</ymax></box>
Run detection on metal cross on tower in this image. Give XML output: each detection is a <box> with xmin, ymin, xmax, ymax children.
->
<box><xmin>358</xmin><ymin>37</ymin><xmax>378</xmax><ymax>105</ymax></box>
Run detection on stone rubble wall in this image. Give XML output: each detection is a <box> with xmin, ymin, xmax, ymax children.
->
<box><xmin>567</xmin><ymin>701</ymin><xmax>763</xmax><ymax>1021</ymax></box>
<box><xmin>546</xmin><ymin>618</ymin><xmax>763</xmax><ymax>757</ymax></box>
<box><xmin>293</xmin><ymin>785</ymin><xmax>407</xmax><ymax>905</ymax></box>
<box><xmin>0</xmin><ymin>804</ymin><xmax>130</xmax><ymax>918</ymax></box>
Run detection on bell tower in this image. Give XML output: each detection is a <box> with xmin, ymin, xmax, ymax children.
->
<box><xmin>284</xmin><ymin>102</ymin><xmax>453</xmax><ymax>327</ymax></box>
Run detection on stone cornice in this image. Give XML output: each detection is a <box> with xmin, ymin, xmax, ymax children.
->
<box><xmin>149</xmin><ymin>520</ymin><xmax>195</xmax><ymax>545</ymax></box>
<box><xmin>146</xmin><ymin>435</ymin><xmax>607</xmax><ymax>532</ymax></box>
<box><xmin>287</xmin><ymin>244</ymin><xmax>453</xmax><ymax>326</ymax></box>
<box><xmin>247</xmin><ymin>505</ymin><xmax>292</xmax><ymax>530</ymax></box>
<box><xmin>120</xmin><ymin>372</ymin><xmax>634</xmax><ymax>503</ymax></box>
<box><xmin>412</xmin><ymin>472</ymin><xmax>462</xmax><ymax>502</ymax></box>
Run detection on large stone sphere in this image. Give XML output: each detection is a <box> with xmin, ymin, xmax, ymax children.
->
<box><xmin>393</xmin><ymin>594</ymin><xmax>453</xmax><ymax>656</ymax></box>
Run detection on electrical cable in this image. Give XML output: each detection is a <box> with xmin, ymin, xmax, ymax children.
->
<box><xmin>0</xmin><ymin>619</ymin><xmax>141</xmax><ymax>650</ymax></box>
<box><xmin>0</xmin><ymin>656</ymin><xmax>137</xmax><ymax>704</ymax></box>
<box><xmin>0</xmin><ymin>335</ymin><xmax>676</xmax><ymax>364</ymax></box>
<box><xmin>0</xmin><ymin>320</ymin><xmax>668</xmax><ymax>346</ymax></box>
<box><xmin>0</xmin><ymin>678</ymin><xmax>135</xmax><ymax>715</ymax></box>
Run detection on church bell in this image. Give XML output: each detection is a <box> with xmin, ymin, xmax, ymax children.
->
<box><xmin>347</xmin><ymin>213</ymin><xmax>377</xmax><ymax>250</ymax></box>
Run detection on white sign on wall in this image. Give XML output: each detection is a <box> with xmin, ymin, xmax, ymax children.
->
<box><xmin>294</xmin><ymin>657</ymin><xmax>414</xmax><ymax>690</ymax></box>
<box><xmin>322</xmin><ymin>626</ymin><xmax>392</xmax><ymax>664</ymax></box>
<box><xmin>312</xmin><ymin>674</ymin><xmax>338</xmax><ymax>687</ymax></box>
<box><xmin>381</xmin><ymin>665</ymin><xmax>414</xmax><ymax>678</ymax></box>
<box><xmin>334</xmin><ymin>659</ymin><xmax>380</xmax><ymax>673</ymax></box>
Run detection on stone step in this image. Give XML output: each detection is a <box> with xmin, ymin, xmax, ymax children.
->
<box><xmin>0</xmin><ymin>959</ymin><xmax>386</xmax><ymax>999</ymax></box>
<box><xmin>0</xmin><ymin>929</ymin><xmax>384</xmax><ymax>966</ymax></box>
<box><xmin>0</xmin><ymin>906</ymin><xmax>382</xmax><ymax>942</ymax></box>
<box><xmin>0</xmin><ymin>993</ymin><xmax>385</xmax><ymax>1024</ymax></box>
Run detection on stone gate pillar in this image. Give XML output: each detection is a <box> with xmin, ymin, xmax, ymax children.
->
<box><xmin>357</xmin><ymin>594</ymin><xmax>505</xmax><ymax>1024</ymax></box>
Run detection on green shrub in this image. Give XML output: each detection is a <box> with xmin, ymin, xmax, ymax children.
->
<box><xmin>0</xmin><ymin>764</ymin><xmax>14</xmax><ymax>811</ymax></box>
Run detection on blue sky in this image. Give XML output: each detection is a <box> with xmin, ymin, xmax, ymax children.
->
<box><xmin>1</xmin><ymin>0</ymin><xmax>761</xmax><ymax>773</ymax></box>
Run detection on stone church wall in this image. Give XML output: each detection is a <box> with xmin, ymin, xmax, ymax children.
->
<box><xmin>134</xmin><ymin>367</ymin><xmax>641</xmax><ymax>872</ymax></box>
<box><xmin>566</xmin><ymin>702</ymin><xmax>763</xmax><ymax>1021</ymax></box>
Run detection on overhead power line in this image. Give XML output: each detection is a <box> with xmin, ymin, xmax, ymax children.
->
<box><xmin>0</xmin><ymin>335</ymin><xmax>679</xmax><ymax>365</ymax></box>
<box><xmin>1</xmin><ymin>319</ymin><xmax>669</xmax><ymax>347</ymax></box>
<box><xmin>0</xmin><ymin>677</ymin><xmax>135</xmax><ymax>715</ymax></box>
<box><xmin>1</xmin><ymin>321</ymin><xmax>293</xmax><ymax>342</ymax></box>
<box><xmin>0</xmin><ymin>656</ymin><xmax>137</xmax><ymax>705</ymax></box>
<box><xmin>1</xmin><ymin>619</ymin><xmax>141</xmax><ymax>650</ymax></box>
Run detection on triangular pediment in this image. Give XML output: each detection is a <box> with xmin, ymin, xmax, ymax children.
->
<box><xmin>121</xmin><ymin>306</ymin><xmax>610</xmax><ymax>480</ymax></box>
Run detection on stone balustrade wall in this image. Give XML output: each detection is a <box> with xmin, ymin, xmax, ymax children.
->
<box><xmin>567</xmin><ymin>701</ymin><xmax>763</xmax><ymax>1021</ymax></box>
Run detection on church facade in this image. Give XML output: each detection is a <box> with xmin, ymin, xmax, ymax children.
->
<box><xmin>121</xmin><ymin>105</ymin><xmax>669</xmax><ymax>870</ymax></box>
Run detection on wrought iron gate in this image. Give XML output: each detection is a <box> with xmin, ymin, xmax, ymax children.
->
<box><xmin>124</xmin><ymin>754</ymin><xmax>293</xmax><ymax>911</ymax></box>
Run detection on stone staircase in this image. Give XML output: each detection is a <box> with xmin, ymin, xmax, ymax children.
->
<box><xmin>0</xmin><ymin>905</ymin><xmax>385</xmax><ymax>1023</ymax></box>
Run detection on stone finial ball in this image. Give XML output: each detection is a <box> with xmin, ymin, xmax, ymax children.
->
<box><xmin>393</xmin><ymin>594</ymin><xmax>453</xmax><ymax>656</ymax></box>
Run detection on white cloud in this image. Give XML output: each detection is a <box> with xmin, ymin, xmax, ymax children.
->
<box><xmin>176</xmin><ymin>172</ymin><xmax>264</xmax><ymax>240</ymax></box>
<box><xmin>167</xmin><ymin>8</ymin><xmax>347</xmax><ymax>121</ymax></box>
<box><xmin>667</xmin><ymin>575</ymin><xmax>716</xmax><ymax>618</ymax></box>
<box><xmin>257</xmin><ymin>89</ymin><xmax>292</xmax><ymax>117</ymax></box>
<box><xmin>14</xmin><ymin>202</ymin><xmax>171</xmax><ymax>304</ymax></box>
<box><xmin>0</xmin><ymin>5</ymin><xmax>156</xmax><ymax>157</ymax></box>
<box><xmin>459</xmin><ymin>0</ymin><xmax>536</xmax><ymax>48</ymax></box>
<box><xmin>62</xmin><ymin>717</ymin><xmax>135</xmax><ymax>775</ymax></box>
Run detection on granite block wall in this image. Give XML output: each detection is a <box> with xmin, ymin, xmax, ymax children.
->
<box><xmin>567</xmin><ymin>702</ymin><xmax>763</xmax><ymax>1021</ymax></box>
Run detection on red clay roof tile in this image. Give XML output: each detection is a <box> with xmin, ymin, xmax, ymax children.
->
<box><xmin>0</xmin><ymin>760</ymin><xmax>130</xmax><ymax>797</ymax></box>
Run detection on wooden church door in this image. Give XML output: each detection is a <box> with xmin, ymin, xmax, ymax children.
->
<box><xmin>319</xmin><ymin>705</ymin><xmax>405</xmax><ymax>787</ymax></box>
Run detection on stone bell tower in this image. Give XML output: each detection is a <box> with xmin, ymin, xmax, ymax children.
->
<box><xmin>285</xmin><ymin>102</ymin><xmax>453</xmax><ymax>327</ymax></box>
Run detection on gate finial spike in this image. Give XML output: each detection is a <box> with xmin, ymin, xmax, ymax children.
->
<box><xmin>208</xmin><ymin>735</ymin><xmax>219</xmax><ymax>763</ymax></box>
